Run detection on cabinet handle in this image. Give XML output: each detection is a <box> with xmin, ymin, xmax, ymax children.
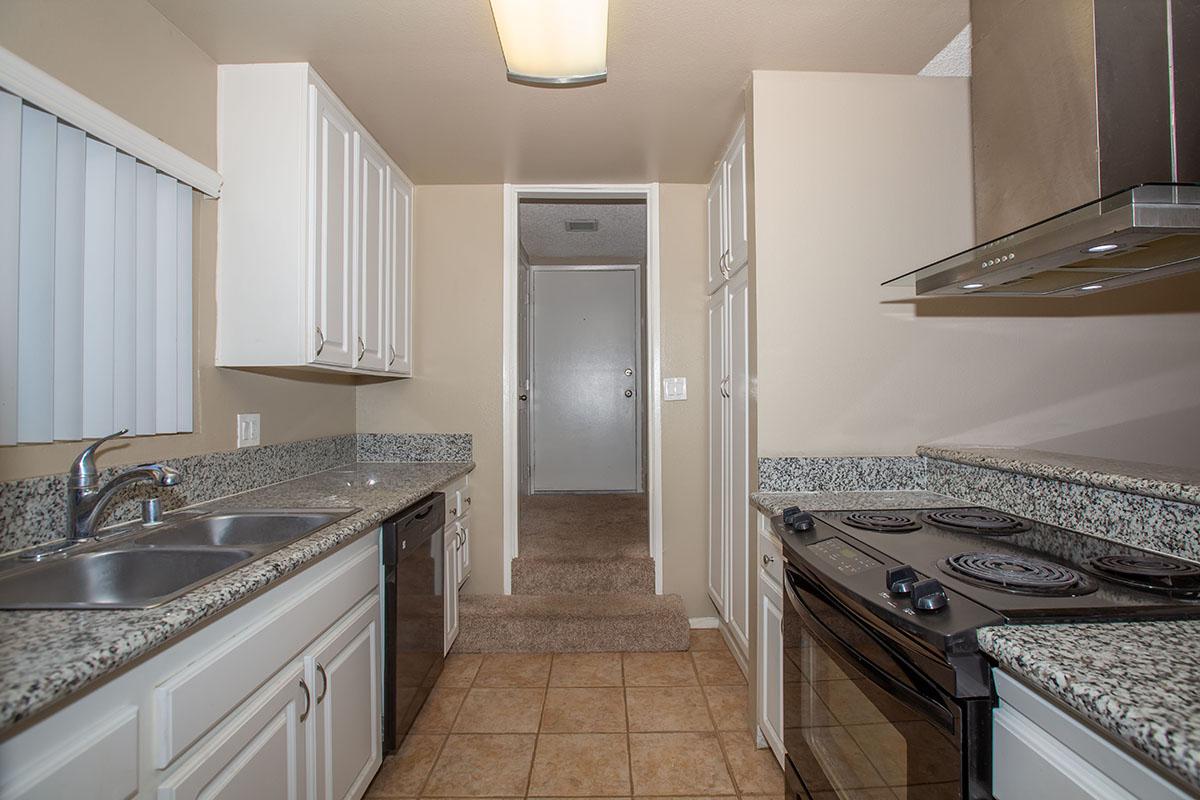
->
<box><xmin>388</xmin><ymin>344</ymin><xmax>397</xmax><ymax>367</ymax></box>
<box><xmin>357</xmin><ymin>337</ymin><xmax>366</xmax><ymax>362</ymax></box>
<box><xmin>299</xmin><ymin>678</ymin><xmax>311</xmax><ymax>722</ymax></box>
<box><xmin>316</xmin><ymin>664</ymin><xmax>329</xmax><ymax>703</ymax></box>
<box><xmin>314</xmin><ymin>326</ymin><xmax>325</xmax><ymax>357</ymax></box>
<box><xmin>762</xmin><ymin>554</ymin><xmax>775</xmax><ymax>566</ymax></box>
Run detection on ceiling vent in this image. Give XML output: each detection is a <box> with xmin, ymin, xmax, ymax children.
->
<box><xmin>565</xmin><ymin>219</ymin><xmax>599</xmax><ymax>232</ymax></box>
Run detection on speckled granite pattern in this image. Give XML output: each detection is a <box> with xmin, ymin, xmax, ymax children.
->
<box><xmin>751</xmin><ymin>490</ymin><xmax>965</xmax><ymax>517</ymax></box>
<box><xmin>757</xmin><ymin>456</ymin><xmax>926</xmax><ymax>493</ymax></box>
<box><xmin>928</xmin><ymin>457</ymin><xmax>1200</xmax><ymax>562</ymax></box>
<box><xmin>921</xmin><ymin>445</ymin><xmax>1200</xmax><ymax>506</ymax></box>
<box><xmin>0</xmin><ymin>435</ymin><xmax>357</xmax><ymax>556</ymax></box>
<box><xmin>0</xmin><ymin>432</ymin><xmax>473</xmax><ymax>557</ymax></box>
<box><xmin>979</xmin><ymin>621</ymin><xmax>1200</xmax><ymax>791</ymax></box>
<box><xmin>0</xmin><ymin>461</ymin><xmax>473</xmax><ymax>731</ymax></box>
<box><xmin>356</xmin><ymin>432</ymin><xmax>472</xmax><ymax>463</ymax></box>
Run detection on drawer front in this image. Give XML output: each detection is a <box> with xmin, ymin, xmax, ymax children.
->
<box><xmin>0</xmin><ymin>707</ymin><xmax>138</xmax><ymax>800</ymax></box>
<box><xmin>154</xmin><ymin>538</ymin><xmax>379</xmax><ymax>768</ymax></box>
<box><xmin>757</xmin><ymin>527</ymin><xmax>783</xmax><ymax>588</ymax></box>
<box><xmin>444</xmin><ymin>477</ymin><xmax>469</xmax><ymax>522</ymax></box>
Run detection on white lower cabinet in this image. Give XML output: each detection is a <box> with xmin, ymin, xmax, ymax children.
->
<box><xmin>0</xmin><ymin>534</ymin><xmax>383</xmax><ymax>800</ymax></box>
<box><xmin>992</xmin><ymin>670</ymin><xmax>1191</xmax><ymax>800</ymax></box>
<box><xmin>755</xmin><ymin>512</ymin><xmax>785</xmax><ymax>767</ymax></box>
<box><xmin>444</xmin><ymin>527</ymin><xmax>460</xmax><ymax>654</ymax></box>
<box><xmin>309</xmin><ymin>596</ymin><xmax>381</xmax><ymax>800</ymax></box>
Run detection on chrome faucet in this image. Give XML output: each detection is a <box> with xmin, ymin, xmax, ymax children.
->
<box><xmin>67</xmin><ymin>430</ymin><xmax>181</xmax><ymax>540</ymax></box>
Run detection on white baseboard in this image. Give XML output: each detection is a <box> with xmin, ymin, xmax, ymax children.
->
<box><xmin>688</xmin><ymin>616</ymin><xmax>721</xmax><ymax>629</ymax></box>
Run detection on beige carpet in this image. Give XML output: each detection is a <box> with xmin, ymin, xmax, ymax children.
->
<box><xmin>458</xmin><ymin>492</ymin><xmax>689</xmax><ymax>652</ymax></box>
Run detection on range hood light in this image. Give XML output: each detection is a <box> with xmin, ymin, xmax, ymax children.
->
<box><xmin>961</xmin><ymin>283</ymin><xmax>985</xmax><ymax>289</ymax></box>
<box><xmin>1080</xmin><ymin>284</ymin><xmax>1104</xmax><ymax>291</ymax></box>
<box><xmin>1086</xmin><ymin>243</ymin><xmax>1121</xmax><ymax>253</ymax></box>
<box><xmin>489</xmin><ymin>0</ymin><xmax>609</xmax><ymax>86</ymax></box>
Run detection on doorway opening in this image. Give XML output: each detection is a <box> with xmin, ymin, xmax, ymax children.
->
<box><xmin>502</xmin><ymin>185</ymin><xmax>663</xmax><ymax>596</ymax></box>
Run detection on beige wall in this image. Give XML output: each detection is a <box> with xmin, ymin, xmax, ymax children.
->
<box><xmin>356</xmin><ymin>184</ymin><xmax>713</xmax><ymax>615</ymax></box>
<box><xmin>750</xmin><ymin>70</ymin><xmax>1200</xmax><ymax>469</ymax></box>
<box><xmin>0</xmin><ymin>0</ymin><xmax>358</xmax><ymax>482</ymax></box>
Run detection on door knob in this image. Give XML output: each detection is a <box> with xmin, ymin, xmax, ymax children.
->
<box><xmin>624</xmin><ymin>389</ymin><xmax>633</xmax><ymax>398</ymax></box>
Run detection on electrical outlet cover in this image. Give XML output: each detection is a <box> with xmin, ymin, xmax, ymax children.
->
<box><xmin>236</xmin><ymin>413</ymin><xmax>261</xmax><ymax>447</ymax></box>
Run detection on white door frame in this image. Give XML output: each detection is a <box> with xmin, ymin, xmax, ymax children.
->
<box><xmin>527</xmin><ymin>263</ymin><xmax>644</xmax><ymax>494</ymax></box>
<box><xmin>502</xmin><ymin>184</ymin><xmax>663</xmax><ymax>594</ymax></box>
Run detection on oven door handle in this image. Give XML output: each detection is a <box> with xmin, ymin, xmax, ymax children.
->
<box><xmin>785</xmin><ymin>566</ymin><xmax>956</xmax><ymax>731</ymax></box>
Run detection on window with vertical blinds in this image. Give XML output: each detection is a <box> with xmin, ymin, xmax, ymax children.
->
<box><xmin>0</xmin><ymin>88</ymin><xmax>193</xmax><ymax>445</ymax></box>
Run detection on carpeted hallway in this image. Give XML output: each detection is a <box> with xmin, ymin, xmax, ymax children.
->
<box><xmin>455</xmin><ymin>493</ymin><xmax>691</xmax><ymax>653</ymax></box>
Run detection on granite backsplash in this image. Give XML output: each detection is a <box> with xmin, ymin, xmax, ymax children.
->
<box><xmin>0</xmin><ymin>432</ymin><xmax>472</xmax><ymax>556</ymax></box>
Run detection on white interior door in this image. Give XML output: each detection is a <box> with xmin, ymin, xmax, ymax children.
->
<box><xmin>531</xmin><ymin>268</ymin><xmax>639</xmax><ymax>492</ymax></box>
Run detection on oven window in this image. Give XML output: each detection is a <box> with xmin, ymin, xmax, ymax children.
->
<box><xmin>784</xmin><ymin>598</ymin><xmax>962</xmax><ymax>798</ymax></box>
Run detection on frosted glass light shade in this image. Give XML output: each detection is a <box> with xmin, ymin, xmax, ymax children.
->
<box><xmin>489</xmin><ymin>0</ymin><xmax>609</xmax><ymax>86</ymax></box>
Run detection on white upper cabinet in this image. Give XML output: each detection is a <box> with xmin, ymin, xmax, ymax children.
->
<box><xmin>706</xmin><ymin>119</ymin><xmax>748</xmax><ymax>295</ymax></box>
<box><xmin>216</xmin><ymin>63</ymin><xmax>413</xmax><ymax>377</ymax></box>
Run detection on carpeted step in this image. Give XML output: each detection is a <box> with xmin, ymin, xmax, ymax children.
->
<box><xmin>454</xmin><ymin>592</ymin><xmax>690</xmax><ymax>653</ymax></box>
<box><xmin>510</xmin><ymin>555</ymin><xmax>656</xmax><ymax>595</ymax></box>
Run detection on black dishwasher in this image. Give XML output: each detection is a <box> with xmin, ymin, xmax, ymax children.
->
<box><xmin>382</xmin><ymin>493</ymin><xmax>445</xmax><ymax>753</ymax></box>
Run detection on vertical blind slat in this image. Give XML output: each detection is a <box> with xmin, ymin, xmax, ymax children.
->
<box><xmin>15</xmin><ymin>107</ymin><xmax>57</xmax><ymax>444</ymax></box>
<box><xmin>52</xmin><ymin>123</ymin><xmax>85</xmax><ymax>442</ymax></box>
<box><xmin>175</xmin><ymin>183</ymin><xmax>193</xmax><ymax>432</ymax></box>
<box><xmin>135</xmin><ymin>163</ymin><xmax>157</xmax><ymax>436</ymax></box>
<box><xmin>113</xmin><ymin>153</ymin><xmax>137</xmax><ymax>434</ymax></box>
<box><xmin>154</xmin><ymin>173</ymin><xmax>178</xmax><ymax>434</ymax></box>
<box><xmin>0</xmin><ymin>92</ymin><xmax>20</xmax><ymax>446</ymax></box>
<box><xmin>81</xmin><ymin>138</ymin><xmax>117</xmax><ymax>438</ymax></box>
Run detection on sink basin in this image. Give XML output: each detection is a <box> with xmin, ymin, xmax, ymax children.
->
<box><xmin>0</xmin><ymin>548</ymin><xmax>255</xmax><ymax>609</ymax></box>
<box><xmin>0</xmin><ymin>507</ymin><xmax>359</xmax><ymax>610</ymax></box>
<box><xmin>137</xmin><ymin>510</ymin><xmax>352</xmax><ymax>549</ymax></box>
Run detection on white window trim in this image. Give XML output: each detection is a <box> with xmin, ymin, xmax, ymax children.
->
<box><xmin>0</xmin><ymin>45</ymin><xmax>221</xmax><ymax>198</ymax></box>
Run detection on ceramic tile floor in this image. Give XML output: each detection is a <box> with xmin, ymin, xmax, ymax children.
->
<box><xmin>366</xmin><ymin>628</ymin><xmax>784</xmax><ymax>799</ymax></box>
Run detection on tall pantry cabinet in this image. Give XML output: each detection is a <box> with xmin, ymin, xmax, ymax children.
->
<box><xmin>707</xmin><ymin>120</ymin><xmax>751</xmax><ymax>669</ymax></box>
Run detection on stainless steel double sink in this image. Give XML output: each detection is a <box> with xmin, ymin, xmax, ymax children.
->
<box><xmin>0</xmin><ymin>508</ymin><xmax>358</xmax><ymax>610</ymax></box>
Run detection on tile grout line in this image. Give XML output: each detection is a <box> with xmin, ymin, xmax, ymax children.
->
<box><xmin>622</xmin><ymin>651</ymin><xmax>635</xmax><ymax>798</ymax></box>
<box><xmin>695</xmin><ymin>644</ymin><xmax>745</xmax><ymax>798</ymax></box>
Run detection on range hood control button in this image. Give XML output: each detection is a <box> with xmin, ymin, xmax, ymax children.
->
<box><xmin>911</xmin><ymin>579</ymin><xmax>949</xmax><ymax>613</ymax></box>
<box><xmin>886</xmin><ymin>565</ymin><xmax>919</xmax><ymax>595</ymax></box>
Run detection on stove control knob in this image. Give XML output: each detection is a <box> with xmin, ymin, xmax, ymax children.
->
<box><xmin>911</xmin><ymin>579</ymin><xmax>949</xmax><ymax>613</ymax></box>
<box><xmin>781</xmin><ymin>507</ymin><xmax>815</xmax><ymax>532</ymax></box>
<box><xmin>886</xmin><ymin>565</ymin><xmax>919</xmax><ymax>595</ymax></box>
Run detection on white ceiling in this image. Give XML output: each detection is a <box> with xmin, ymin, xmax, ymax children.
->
<box><xmin>148</xmin><ymin>0</ymin><xmax>969</xmax><ymax>184</ymax></box>
<box><xmin>520</xmin><ymin>201</ymin><xmax>646</xmax><ymax>261</ymax></box>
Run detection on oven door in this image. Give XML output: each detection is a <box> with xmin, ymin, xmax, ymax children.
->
<box><xmin>783</xmin><ymin>562</ymin><xmax>989</xmax><ymax>800</ymax></box>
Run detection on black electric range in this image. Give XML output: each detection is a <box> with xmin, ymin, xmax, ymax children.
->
<box><xmin>774</xmin><ymin>504</ymin><xmax>1200</xmax><ymax>800</ymax></box>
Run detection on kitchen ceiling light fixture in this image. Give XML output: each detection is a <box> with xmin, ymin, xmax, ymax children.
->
<box><xmin>1086</xmin><ymin>243</ymin><xmax>1121</xmax><ymax>253</ymax></box>
<box><xmin>489</xmin><ymin>0</ymin><xmax>609</xmax><ymax>86</ymax></box>
<box><xmin>961</xmin><ymin>283</ymin><xmax>984</xmax><ymax>289</ymax></box>
<box><xmin>1080</xmin><ymin>284</ymin><xmax>1104</xmax><ymax>291</ymax></box>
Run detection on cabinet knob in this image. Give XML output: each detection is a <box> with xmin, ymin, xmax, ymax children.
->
<box><xmin>762</xmin><ymin>554</ymin><xmax>774</xmax><ymax>566</ymax></box>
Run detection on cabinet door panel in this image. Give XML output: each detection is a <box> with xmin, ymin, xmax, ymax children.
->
<box><xmin>159</xmin><ymin>662</ymin><xmax>308</xmax><ymax>800</ymax></box>
<box><xmin>309</xmin><ymin>85</ymin><xmax>355</xmax><ymax>367</ymax></box>
<box><xmin>726</xmin><ymin>129</ymin><xmax>749</xmax><ymax>273</ymax></box>
<box><xmin>705</xmin><ymin>172</ymin><xmax>727</xmax><ymax>294</ymax></box>
<box><xmin>444</xmin><ymin>532</ymin><xmax>460</xmax><ymax>654</ymax></box>
<box><xmin>706</xmin><ymin>288</ymin><xmax>728</xmax><ymax>617</ymax></box>
<box><xmin>757</xmin><ymin>576</ymin><xmax>784</xmax><ymax>766</ymax></box>
<box><xmin>727</xmin><ymin>269</ymin><xmax>751</xmax><ymax>659</ymax></box>
<box><xmin>311</xmin><ymin>595</ymin><xmax>381</xmax><ymax>800</ymax></box>
<box><xmin>356</xmin><ymin>137</ymin><xmax>388</xmax><ymax>371</ymax></box>
<box><xmin>386</xmin><ymin>170</ymin><xmax>412</xmax><ymax>374</ymax></box>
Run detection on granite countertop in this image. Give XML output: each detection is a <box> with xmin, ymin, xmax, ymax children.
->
<box><xmin>750</xmin><ymin>489</ymin><xmax>967</xmax><ymax>517</ymax></box>
<box><xmin>919</xmin><ymin>444</ymin><xmax>1200</xmax><ymax>506</ymax></box>
<box><xmin>0</xmin><ymin>460</ymin><xmax>473</xmax><ymax>732</ymax></box>
<box><xmin>979</xmin><ymin>621</ymin><xmax>1200</xmax><ymax>792</ymax></box>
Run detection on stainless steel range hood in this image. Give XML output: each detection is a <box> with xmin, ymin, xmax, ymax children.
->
<box><xmin>886</xmin><ymin>0</ymin><xmax>1200</xmax><ymax>297</ymax></box>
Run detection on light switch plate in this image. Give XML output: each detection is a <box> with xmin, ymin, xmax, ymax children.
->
<box><xmin>663</xmin><ymin>377</ymin><xmax>688</xmax><ymax>401</ymax></box>
<box><xmin>236</xmin><ymin>413</ymin><xmax>261</xmax><ymax>448</ymax></box>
